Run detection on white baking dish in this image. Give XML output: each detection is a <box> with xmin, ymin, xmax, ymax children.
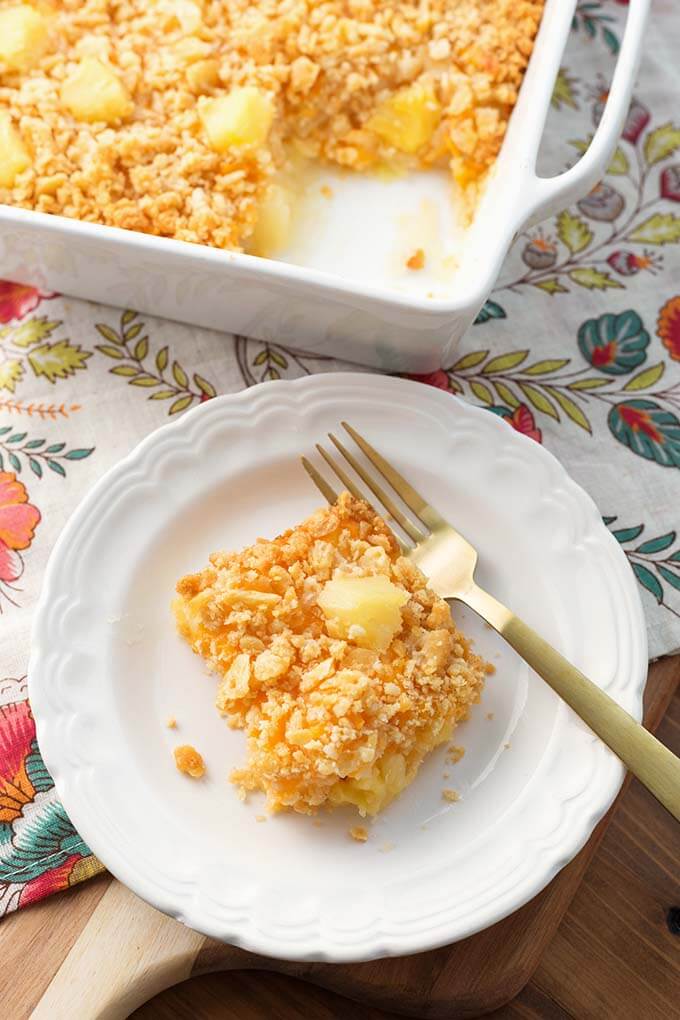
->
<box><xmin>0</xmin><ymin>0</ymin><xmax>649</xmax><ymax>373</ymax></box>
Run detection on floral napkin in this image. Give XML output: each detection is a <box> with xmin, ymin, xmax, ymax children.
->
<box><xmin>1</xmin><ymin>0</ymin><xmax>679</xmax><ymax>916</ymax></box>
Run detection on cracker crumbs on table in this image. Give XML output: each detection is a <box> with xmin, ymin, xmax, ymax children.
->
<box><xmin>442</xmin><ymin>788</ymin><xmax>460</xmax><ymax>802</ymax></box>
<box><xmin>173</xmin><ymin>744</ymin><xmax>206</xmax><ymax>779</ymax></box>
<box><xmin>406</xmin><ymin>248</ymin><xmax>426</xmax><ymax>271</ymax></box>
<box><xmin>166</xmin><ymin>716</ymin><xmax>177</xmax><ymax>729</ymax></box>
<box><xmin>447</xmin><ymin>744</ymin><xmax>465</xmax><ymax>764</ymax></box>
<box><xmin>350</xmin><ymin>825</ymin><xmax>369</xmax><ymax>842</ymax></box>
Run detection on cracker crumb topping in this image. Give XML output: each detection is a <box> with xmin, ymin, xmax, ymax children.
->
<box><xmin>173</xmin><ymin>744</ymin><xmax>206</xmax><ymax>778</ymax></box>
<box><xmin>406</xmin><ymin>248</ymin><xmax>425</xmax><ymax>271</ymax></box>
<box><xmin>0</xmin><ymin>1</ymin><xmax>543</xmax><ymax>248</ymax></box>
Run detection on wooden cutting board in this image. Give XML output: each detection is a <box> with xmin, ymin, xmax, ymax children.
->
<box><xmin>13</xmin><ymin>659</ymin><xmax>679</xmax><ymax>1019</ymax></box>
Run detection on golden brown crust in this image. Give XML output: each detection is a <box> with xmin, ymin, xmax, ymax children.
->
<box><xmin>1</xmin><ymin>0</ymin><xmax>544</xmax><ymax>247</ymax></box>
<box><xmin>174</xmin><ymin>492</ymin><xmax>488</xmax><ymax>815</ymax></box>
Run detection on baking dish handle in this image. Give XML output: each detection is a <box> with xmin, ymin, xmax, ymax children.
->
<box><xmin>521</xmin><ymin>0</ymin><xmax>651</xmax><ymax>228</ymax></box>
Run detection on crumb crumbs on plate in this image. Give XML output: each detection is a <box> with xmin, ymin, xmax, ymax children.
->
<box><xmin>443</xmin><ymin>770</ymin><xmax>450</xmax><ymax>780</ymax></box>
<box><xmin>486</xmin><ymin>712</ymin><xmax>494</xmax><ymax>721</ymax></box>
<box><xmin>256</xmin><ymin>814</ymin><xmax>267</xmax><ymax>822</ymax></box>
<box><xmin>504</xmin><ymin>741</ymin><xmax>511</xmax><ymax>750</ymax></box>
<box><xmin>406</xmin><ymin>248</ymin><xmax>426</xmax><ymax>271</ymax></box>
<box><xmin>380</xmin><ymin>841</ymin><xmax>396</xmax><ymax>853</ymax></box>
<box><xmin>173</xmin><ymin>744</ymin><xmax>205</xmax><ymax>779</ymax></box>
<box><xmin>313</xmin><ymin>819</ymin><xmax>323</xmax><ymax>828</ymax></box>
<box><xmin>166</xmin><ymin>716</ymin><xmax>177</xmax><ymax>729</ymax></box>
<box><xmin>486</xmin><ymin>662</ymin><xmax>496</xmax><ymax>675</ymax></box>
<box><xmin>420</xmin><ymin>823</ymin><xmax>428</xmax><ymax>831</ymax></box>
<box><xmin>350</xmin><ymin>825</ymin><xmax>369</xmax><ymax>842</ymax></box>
<box><xmin>320</xmin><ymin>184</ymin><xmax>333</xmax><ymax>198</ymax></box>
<box><xmin>446</xmin><ymin>744</ymin><xmax>465</xmax><ymax>764</ymax></box>
<box><xmin>442</xmin><ymin>788</ymin><xmax>459</xmax><ymax>802</ymax></box>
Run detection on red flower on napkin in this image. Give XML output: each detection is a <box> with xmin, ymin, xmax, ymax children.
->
<box><xmin>0</xmin><ymin>472</ymin><xmax>41</xmax><ymax>586</ymax></box>
<box><xmin>407</xmin><ymin>370</ymin><xmax>451</xmax><ymax>391</ymax></box>
<box><xmin>657</xmin><ymin>296</ymin><xmax>680</xmax><ymax>362</ymax></box>
<box><xmin>488</xmin><ymin>403</ymin><xmax>542</xmax><ymax>443</ymax></box>
<box><xmin>507</xmin><ymin>404</ymin><xmax>542</xmax><ymax>443</ymax></box>
<box><xmin>0</xmin><ymin>282</ymin><xmax>56</xmax><ymax>324</ymax></box>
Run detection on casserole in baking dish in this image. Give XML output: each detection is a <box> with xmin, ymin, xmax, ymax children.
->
<box><xmin>0</xmin><ymin>0</ymin><xmax>649</xmax><ymax>372</ymax></box>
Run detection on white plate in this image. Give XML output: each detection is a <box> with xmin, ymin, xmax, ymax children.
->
<box><xmin>29</xmin><ymin>374</ymin><xmax>647</xmax><ymax>962</ymax></box>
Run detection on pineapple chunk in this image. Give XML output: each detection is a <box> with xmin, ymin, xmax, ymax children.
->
<box><xmin>0</xmin><ymin>5</ymin><xmax>49</xmax><ymax>73</ymax></box>
<box><xmin>367</xmin><ymin>83</ymin><xmax>441</xmax><ymax>154</ymax></box>
<box><xmin>0</xmin><ymin>112</ymin><xmax>30</xmax><ymax>187</ymax></box>
<box><xmin>186</xmin><ymin>58</ymin><xmax>219</xmax><ymax>93</ymax></box>
<box><xmin>155</xmin><ymin>0</ymin><xmax>203</xmax><ymax>33</ymax></box>
<box><xmin>216</xmin><ymin>653</ymin><xmax>251</xmax><ymax>709</ymax></box>
<box><xmin>61</xmin><ymin>57</ymin><xmax>133</xmax><ymax>124</ymax></box>
<box><xmin>330</xmin><ymin>752</ymin><xmax>409</xmax><ymax>815</ymax></box>
<box><xmin>318</xmin><ymin>575</ymin><xmax>408</xmax><ymax>651</ymax></box>
<box><xmin>248</xmin><ymin>183</ymin><xmax>292</xmax><ymax>257</ymax></box>
<box><xmin>199</xmin><ymin>87</ymin><xmax>274</xmax><ymax>152</ymax></box>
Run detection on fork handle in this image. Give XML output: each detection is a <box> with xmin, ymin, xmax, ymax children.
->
<box><xmin>460</xmin><ymin>583</ymin><xmax>680</xmax><ymax>822</ymax></box>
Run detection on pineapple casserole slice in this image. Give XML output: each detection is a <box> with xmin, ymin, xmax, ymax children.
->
<box><xmin>174</xmin><ymin>492</ymin><xmax>488</xmax><ymax>816</ymax></box>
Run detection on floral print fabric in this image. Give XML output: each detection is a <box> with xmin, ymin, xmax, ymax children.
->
<box><xmin>1</xmin><ymin>0</ymin><xmax>679</xmax><ymax>917</ymax></box>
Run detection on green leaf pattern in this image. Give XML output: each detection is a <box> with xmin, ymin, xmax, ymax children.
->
<box><xmin>0</xmin><ymin>431</ymin><xmax>93</xmax><ymax>479</ymax></box>
<box><xmin>0</xmin><ymin>318</ymin><xmax>90</xmax><ymax>393</ymax></box>
<box><xmin>607</xmin><ymin>519</ymin><xmax>680</xmax><ymax>615</ymax></box>
<box><xmin>556</xmin><ymin>211</ymin><xmax>593</xmax><ymax>254</ymax></box>
<box><xmin>94</xmin><ymin>312</ymin><xmax>216</xmax><ymax>415</ymax></box>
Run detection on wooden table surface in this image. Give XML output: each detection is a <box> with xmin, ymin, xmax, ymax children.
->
<box><xmin>2</xmin><ymin>671</ymin><xmax>678</xmax><ymax>1019</ymax></box>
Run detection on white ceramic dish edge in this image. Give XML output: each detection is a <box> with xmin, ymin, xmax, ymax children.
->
<box><xmin>0</xmin><ymin>0</ymin><xmax>650</xmax><ymax>372</ymax></box>
<box><xmin>28</xmin><ymin>374</ymin><xmax>648</xmax><ymax>962</ymax></box>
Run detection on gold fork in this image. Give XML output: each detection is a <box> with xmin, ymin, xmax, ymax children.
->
<box><xmin>302</xmin><ymin>422</ymin><xmax>680</xmax><ymax>822</ymax></box>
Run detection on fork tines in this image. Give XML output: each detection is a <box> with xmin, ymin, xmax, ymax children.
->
<box><xmin>301</xmin><ymin>423</ymin><xmax>441</xmax><ymax>551</ymax></box>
